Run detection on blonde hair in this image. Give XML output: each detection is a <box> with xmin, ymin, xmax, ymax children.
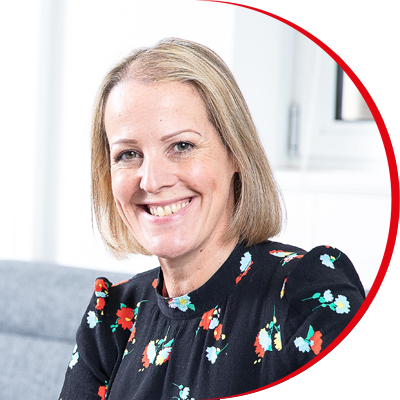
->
<box><xmin>91</xmin><ymin>38</ymin><xmax>283</xmax><ymax>259</ymax></box>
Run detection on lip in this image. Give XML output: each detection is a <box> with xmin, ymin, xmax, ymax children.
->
<box><xmin>138</xmin><ymin>196</ymin><xmax>195</xmax><ymax>223</ymax></box>
<box><xmin>139</xmin><ymin>196</ymin><xmax>193</xmax><ymax>208</ymax></box>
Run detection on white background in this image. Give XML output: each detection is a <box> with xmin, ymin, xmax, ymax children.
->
<box><xmin>232</xmin><ymin>1</ymin><xmax>399</xmax><ymax>399</ymax></box>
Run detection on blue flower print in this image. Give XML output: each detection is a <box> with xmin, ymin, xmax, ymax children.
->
<box><xmin>168</xmin><ymin>294</ymin><xmax>195</xmax><ymax>312</ymax></box>
<box><xmin>320</xmin><ymin>253</ymin><xmax>341</xmax><ymax>269</ymax></box>
<box><xmin>323</xmin><ymin>289</ymin><xmax>334</xmax><ymax>302</ymax></box>
<box><xmin>302</xmin><ymin>291</ymin><xmax>351</xmax><ymax>314</ymax></box>
<box><xmin>334</xmin><ymin>295</ymin><xmax>350</xmax><ymax>314</ymax></box>
<box><xmin>69</xmin><ymin>344</ymin><xmax>79</xmax><ymax>369</ymax></box>
<box><xmin>172</xmin><ymin>383</ymin><xmax>195</xmax><ymax>400</ymax></box>
<box><xmin>240</xmin><ymin>252</ymin><xmax>252</xmax><ymax>272</ymax></box>
<box><xmin>86</xmin><ymin>310</ymin><xmax>100</xmax><ymax>328</ymax></box>
<box><xmin>236</xmin><ymin>252</ymin><xmax>253</xmax><ymax>284</ymax></box>
<box><xmin>294</xmin><ymin>336</ymin><xmax>310</xmax><ymax>353</ymax></box>
<box><xmin>206</xmin><ymin>344</ymin><xmax>228</xmax><ymax>364</ymax></box>
<box><xmin>294</xmin><ymin>325</ymin><xmax>323</xmax><ymax>355</ymax></box>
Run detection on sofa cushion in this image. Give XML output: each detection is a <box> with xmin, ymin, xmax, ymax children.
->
<box><xmin>0</xmin><ymin>260</ymin><xmax>132</xmax><ymax>342</ymax></box>
<box><xmin>0</xmin><ymin>332</ymin><xmax>74</xmax><ymax>400</ymax></box>
<box><xmin>0</xmin><ymin>260</ymin><xmax>132</xmax><ymax>400</ymax></box>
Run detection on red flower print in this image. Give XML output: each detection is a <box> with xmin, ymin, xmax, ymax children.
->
<box><xmin>199</xmin><ymin>308</ymin><xmax>215</xmax><ymax>330</ymax></box>
<box><xmin>128</xmin><ymin>325</ymin><xmax>137</xmax><ymax>342</ymax></box>
<box><xmin>116</xmin><ymin>306</ymin><xmax>134</xmax><ymax>330</ymax></box>
<box><xmin>236</xmin><ymin>266</ymin><xmax>252</xmax><ymax>284</ymax></box>
<box><xmin>254</xmin><ymin>335</ymin><xmax>265</xmax><ymax>358</ymax></box>
<box><xmin>142</xmin><ymin>344</ymin><xmax>150</xmax><ymax>368</ymax></box>
<box><xmin>142</xmin><ymin>341</ymin><xmax>158</xmax><ymax>368</ymax></box>
<box><xmin>152</xmin><ymin>278</ymin><xmax>158</xmax><ymax>288</ymax></box>
<box><xmin>96</xmin><ymin>297</ymin><xmax>106</xmax><ymax>311</ymax></box>
<box><xmin>310</xmin><ymin>330</ymin><xmax>323</xmax><ymax>355</ymax></box>
<box><xmin>214</xmin><ymin>324</ymin><xmax>223</xmax><ymax>340</ymax></box>
<box><xmin>94</xmin><ymin>279</ymin><xmax>109</xmax><ymax>293</ymax></box>
<box><xmin>98</xmin><ymin>385</ymin><xmax>107</xmax><ymax>400</ymax></box>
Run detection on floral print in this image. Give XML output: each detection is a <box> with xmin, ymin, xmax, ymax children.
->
<box><xmin>254</xmin><ymin>308</ymin><xmax>281</xmax><ymax>363</ymax></box>
<box><xmin>302</xmin><ymin>291</ymin><xmax>351</xmax><ymax>314</ymax></box>
<box><xmin>69</xmin><ymin>344</ymin><xmax>79</xmax><ymax>369</ymax></box>
<box><xmin>98</xmin><ymin>382</ymin><xmax>108</xmax><ymax>400</ymax></box>
<box><xmin>196</xmin><ymin>305</ymin><xmax>228</xmax><ymax>364</ymax></box>
<box><xmin>94</xmin><ymin>279</ymin><xmax>110</xmax><ymax>313</ymax></box>
<box><xmin>294</xmin><ymin>325</ymin><xmax>323</xmax><ymax>355</ymax></box>
<box><xmin>111</xmin><ymin>303</ymin><xmax>134</xmax><ymax>332</ymax></box>
<box><xmin>168</xmin><ymin>294</ymin><xmax>195</xmax><ymax>311</ymax></box>
<box><xmin>269</xmin><ymin>250</ymin><xmax>304</xmax><ymax>265</ymax></box>
<box><xmin>206</xmin><ymin>344</ymin><xmax>228</xmax><ymax>364</ymax></box>
<box><xmin>87</xmin><ymin>310</ymin><xmax>101</xmax><ymax>329</ymax></box>
<box><xmin>172</xmin><ymin>383</ymin><xmax>195</xmax><ymax>400</ymax></box>
<box><xmin>60</xmin><ymin>242</ymin><xmax>364</xmax><ymax>399</ymax></box>
<box><xmin>111</xmin><ymin>300</ymin><xmax>148</xmax><ymax>334</ymax></box>
<box><xmin>236</xmin><ymin>251</ymin><xmax>253</xmax><ymax>284</ymax></box>
<box><xmin>280</xmin><ymin>277</ymin><xmax>287</xmax><ymax>298</ymax></box>
<box><xmin>334</xmin><ymin>295</ymin><xmax>351</xmax><ymax>314</ymax></box>
<box><xmin>320</xmin><ymin>253</ymin><xmax>341</xmax><ymax>269</ymax></box>
<box><xmin>140</xmin><ymin>327</ymin><xmax>175</xmax><ymax>370</ymax></box>
<box><xmin>196</xmin><ymin>305</ymin><xmax>225</xmax><ymax>340</ymax></box>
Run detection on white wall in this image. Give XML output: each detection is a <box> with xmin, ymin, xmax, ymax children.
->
<box><xmin>0</xmin><ymin>2</ymin><xmax>42</xmax><ymax>262</ymax></box>
<box><xmin>0</xmin><ymin>1</ymin><xmax>391</xmax><ymax>291</ymax></box>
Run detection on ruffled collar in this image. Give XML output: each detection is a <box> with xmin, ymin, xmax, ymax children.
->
<box><xmin>154</xmin><ymin>242</ymin><xmax>253</xmax><ymax>319</ymax></box>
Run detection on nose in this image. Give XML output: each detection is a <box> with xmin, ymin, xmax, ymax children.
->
<box><xmin>139</xmin><ymin>156</ymin><xmax>178</xmax><ymax>194</ymax></box>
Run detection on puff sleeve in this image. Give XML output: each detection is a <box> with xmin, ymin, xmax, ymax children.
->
<box><xmin>59</xmin><ymin>278</ymin><xmax>130</xmax><ymax>400</ymax></box>
<box><xmin>276</xmin><ymin>246</ymin><xmax>365</xmax><ymax>378</ymax></box>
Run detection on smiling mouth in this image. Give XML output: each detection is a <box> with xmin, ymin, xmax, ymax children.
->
<box><xmin>146</xmin><ymin>199</ymin><xmax>191</xmax><ymax>217</ymax></box>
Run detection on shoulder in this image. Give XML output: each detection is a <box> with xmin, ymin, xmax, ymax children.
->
<box><xmin>76</xmin><ymin>267</ymin><xmax>160</xmax><ymax>365</ymax></box>
<box><xmin>239</xmin><ymin>240</ymin><xmax>306</xmax><ymax>280</ymax></box>
<box><xmin>93</xmin><ymin>267</ymin><xmax>160</xmax><ymax>313</ymax></box>
<box><xmin>283</xmin><ymin>245</ymin><xmax>365</xmax><ymax>304</ymax></box>
<box><xmin>276</xmin><ymin>244</ymin><xmax>365</xmax><ymax>348</ymax></box>
<box><xmin>245</xmin><ymin>241</ymin><xmax>365</xmax><ymax>315</ymax></box>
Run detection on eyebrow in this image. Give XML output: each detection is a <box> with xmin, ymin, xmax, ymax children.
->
<box><xmin>110</xmin><ymin>129</ymin><xmax>201</xmax><ymax>148</ymax></box>
<box><xmin>110</xmin><ymin>138</ymin><xmax>138</xmax><ymax>148</ymax></box>
<box><xmin>160</xmin><ymin>129</ymin><xmax>201</xmax><ymax>142</ymax></box>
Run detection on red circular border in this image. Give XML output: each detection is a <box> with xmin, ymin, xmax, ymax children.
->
<box><xmin>200</xmin><ymin>0</ymin><xmax>400</xmax><ymax>398</ymax></box>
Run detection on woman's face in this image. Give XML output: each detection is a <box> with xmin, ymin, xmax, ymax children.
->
<box><xmin>104</xmin><ymin>80</ymin><xmax>237</xmax><ymax>260</ymax></box>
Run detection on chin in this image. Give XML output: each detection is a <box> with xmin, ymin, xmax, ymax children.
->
<box><xmin>144</xmin><ymin>236</ymin><xmax>195</xmax><ymax>260</ymax></box>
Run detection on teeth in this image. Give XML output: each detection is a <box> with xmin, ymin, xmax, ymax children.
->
<box><xmin>164</xmin><ymin>205</ymin><xmax>172</xmax><ymax>215</ymax></box>
<box><xmin>149</xmin><ymin>200</ymin><xmax>190</xmax><ymax>217</ymax></box>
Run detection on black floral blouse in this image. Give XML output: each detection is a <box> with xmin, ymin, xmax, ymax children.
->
<box><xmin>59</xmin><ymin>241</ymin><xmax>365</xmax><ymax>399</ymax></box>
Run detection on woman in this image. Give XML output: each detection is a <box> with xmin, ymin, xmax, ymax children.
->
<box><xmin>60</xmin><ymin>38</ymin><xmax>365</xmax><ymax>399</ymax></box>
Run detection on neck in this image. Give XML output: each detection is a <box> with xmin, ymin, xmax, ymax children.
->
<box><xmin>158</xmin><ymin>236</ymin><xmax>238</xmax><ymax>298</ymax></box>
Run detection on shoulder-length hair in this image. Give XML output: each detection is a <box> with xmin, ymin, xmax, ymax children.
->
<box><xmin>91</xmin><ymin>38</ymin><xmax>283</xmax><ymax>259</ymax></box>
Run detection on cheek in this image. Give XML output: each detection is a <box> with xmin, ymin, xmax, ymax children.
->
<box><xmin>183</xmin><ymin>161</ymin><xmax>231</xmax><ymax>200</ymax></box>
<box><xmin>111</xmin><ymin>170</ymin><xmax>137</xmax><ymax>205</ymax></box>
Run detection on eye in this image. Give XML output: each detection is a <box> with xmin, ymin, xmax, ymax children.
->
<box><xmin>123</xmin><ymin>151</ymin><xmax>139</xmax><ymax>159</ymax></box>
<box><xmin>173</xmin><ymin>142</ymin><xmax>193</xmax><ymax>152</ymax></box>
<box><xmin>115</xmin><ymin>150</ymin><xmax>140</xmax><ymax>162</ymax></box>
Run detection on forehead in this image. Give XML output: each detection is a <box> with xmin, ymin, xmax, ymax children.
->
<box><xmin>104</xmin><ymin>80</ymin><xmax>208</xmax><ymax>127</ymax></box>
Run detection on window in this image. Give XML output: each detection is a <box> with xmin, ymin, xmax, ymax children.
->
<box><xmin>290</xmin><ymin>34</ymin><xmax>385</xmax><ymax>170</ymax></box>
<box><xmin>335</xmin><ymin>66</ymin><xmax>374</xmax><ymax>122</ymax></box>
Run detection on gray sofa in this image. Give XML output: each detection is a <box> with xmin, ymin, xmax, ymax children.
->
<box><xmin>0</xmin><ymin>260</ymin><xmax>132</xmax><ymax>400</ymax></box>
